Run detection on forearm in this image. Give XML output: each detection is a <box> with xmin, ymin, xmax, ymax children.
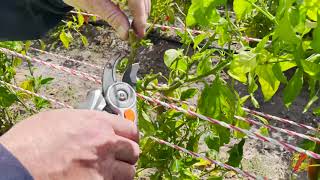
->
<box><xmin>0</xmin><ymin>143</ymin><xmax>33</xmax><ymax>180</ymax></box>
<box><xmin>0</xmin><ymin>0</ymin><xmax>72</xmax><ymax>41</ymax></box>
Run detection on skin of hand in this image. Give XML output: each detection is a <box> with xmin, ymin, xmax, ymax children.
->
<box><xmin>63</xmin><ymin>0</ymin><xmax>151</xmax><ymax>40</ymax></box>
<box><xmin>0</xmin><ymin>109</ymin><xmax>140</xmax><ymax>180</ymax></box>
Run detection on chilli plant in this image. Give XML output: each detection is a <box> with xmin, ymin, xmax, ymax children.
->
<box><xmin>130</xmin><ymin>0</ymin><xmax>320</xmax><ymax>179</ymax></box>
<box><xmin>0</xmin><ymin>41</ymin><xmax>54</xmax><ymax>135</ymax></box>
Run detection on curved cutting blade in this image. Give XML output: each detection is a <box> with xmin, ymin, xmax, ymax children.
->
<box><xmin>102</xmin><ymin>62</ymin><xmax>116</xmax><ymax>96</ymax></box>
<box><xmin>122</xmin><ymin>63</ymin><xmax>140</xmax><ymax>88</ymax></box>
<box><xmin>102</xmin><ymin>55</ymin><xmax>123</xmax><ymax>96</ymax></box>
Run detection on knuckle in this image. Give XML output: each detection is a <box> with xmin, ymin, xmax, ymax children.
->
<box><xmin>105</xmin><ymin>136</ymin><xmax>117</xmax><ymax>148</ymax></box>
<box><xmin>131</xmin><ymin>142</ymin><xmax>140</xmax><ymax>163</ymax></box>
<box><xmin>128</xmin><ymin>165</ymin><xmax>136</xmax><ymax>179</ymax></box>
<box><xmin>106</xmin><ymin>10</ymin><xmax>121</xmax><ymax>25</ymax></box>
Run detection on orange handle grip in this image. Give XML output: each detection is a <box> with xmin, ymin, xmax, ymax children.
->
<box><xmin>124</xmin><ymin>109</ymin><xmax>136</xmax><ymax>122</ymax></box>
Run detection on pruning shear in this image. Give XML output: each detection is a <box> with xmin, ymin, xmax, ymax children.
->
<box><xmin>78</xmin><ymin>56</ymin><xmax>140</xmax><ymax>124</ymax></box>
<box><xmin>78</xmin><ymin>27</ymin><xmax>140</xmax><ymax>124</ymax></box>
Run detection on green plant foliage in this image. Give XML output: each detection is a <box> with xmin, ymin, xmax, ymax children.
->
<box><xmin>227</xmin><ymin>139</ymin><xmax>245</xmax><ymax>167</ymax></box>
<box><xmin>0</xmin><ymin>42</ymin><xmax>54</xmax><ymax>134</ymax></box>
<box><xmin>2</xmin><ymin>0</ymin><xmax>319</xmax><ymax>179</ymax></box>
<box><xmin>136</xmin><ymin>0</ymin><xmax>320</xmax><ymax>178</ymax></box>
<box><xmin>233</xmin><ymin>0</ymin><xmax>256</xmax><ymax>20</ymax></box>
<box><xmin>186</xmin><ymin>0</ymin><xmax>225</xmax><ymax>27</ymax></box>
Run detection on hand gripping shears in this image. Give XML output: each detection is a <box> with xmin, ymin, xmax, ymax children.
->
<box><xmin>78</xmin><ymin>57</ymin><xmax>139</xmax><ymax>124</ymax></box>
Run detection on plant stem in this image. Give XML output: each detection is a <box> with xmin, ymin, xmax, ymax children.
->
<box><xmin>5</xmin><ymin>84</ymin><xmax>38</xmax><ymax>114</ymax></box>
<box><xmin>148</xmin><ymin>60</ymin><xmax>229</xmax><ymax>93</ymax></box>
<box><xmin>249</xmin><ymin>1</ymin><xmax>278</xmax><ymax>25</ymax></box>
<box><xmin>200</xmin><ymin>33</ymin><xmax>217</xmax><ymax>53</ymax></box>
<box><xmin>142</xmin><ymin>73</ymin><xmax>162</xmax><ymax>90</ymax></box>
<box><xmin>186</xmin><ymin>60</ymin><xmax>230</xmax><ymax>83</ymax></box>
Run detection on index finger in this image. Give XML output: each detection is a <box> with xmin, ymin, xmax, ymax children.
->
<box><xmin>128</xmin><ymin>0</ymin><xmax>151</xmax><ymax>37</ymax></box>
<box><xmin>101</xmin><ymin>112</ymin><xmax>139</xmax><ymax>143</ymax></box>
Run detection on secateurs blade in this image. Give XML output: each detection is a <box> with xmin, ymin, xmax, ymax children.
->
<box><xmin>77</xmin><ymin>56</ymin><xmax>139</xmax><ymax>125</ymax></box>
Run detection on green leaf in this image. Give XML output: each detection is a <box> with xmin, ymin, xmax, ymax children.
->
<box><xmin>186</xmin><ymin>134</ymin><xmax>201</xmax><ymax>152</ymax></box>
<box><xmin>171</xmin><ymin>159</ymin><xmax>182</xmax><ymax>173</ymax></box>
<box><xmin>34</xmin><ymin>97</ymin><xmax>50</xmax><ymax>110</ymax></box>
<box><xmin>279</xmin><ymin>61</ymin><xmax>297</xmax><ymax>71</ymax></box>
<box><xmin>259</xmin><ymin>127</ymin><xmax>269</xmax><ymax>136</ymax></box>
<box><xmin>283</xmin><ymin>69</ymin><xmax>303</xmax><ymax>107</ymax></box>
<box><xmin>77</xmin><ymin>13</ymin><xmax>84</xmax><ymax>27</ymax></box>
<box><xmin>197</xmin><ymin>56</ymin><xmax>213</xmax><ymax>76</ymax></box>
<box><xmin>193</xmin><ymin>158</ymin><xmax>212</xmax><ymax>168</ymax></box>
<box><xmin>198</xmin><ymin>78</ymin><xmax>237</xmax><ymax>121</ymax></box>
<box><xmin>60</xmin><ymin>31</ymin><xmax>70</xmax><ymax>49</ymax></box>
<box><xmin>255</xmin><ymin>34</ymin><xmax>271</xmax><ymax>52</ymax></box>
<box><xmin>205</xmin><ymin>134</ymin><xmax>220</xmax><ymax>151</ymax></box>
<box><xmin>215</xmin><ymin>126</ymin><xmax>230</xmax><ymax>147</ymax></box>
<box><xmin>66</xmin><ymin>21</ymin><xmax>73</xmax><ymax>28</ymax></box>
<box><xmin>248</xmin><ymin>73</ymin><xmax>258</xmax><ymax>94</ymax></box>
<box><xmin>181</xmin><ymin>88</ymin><xmax>198</xmax><ymax>100</ymax></box>
<box><xmin>302</xmin><ymin>60</ymin><xmax>320</xmax><ymax>79</ymax></box>
<box><xmin>176</xmin><ymin>31</ymin><xmax>193</xmax><ymax>44</ymax></box>
<box><xmin>234</xmin><ymin>119</ymin><xmax>250</xmax><ymax>138</ymax></box>
<box><xmin>40</xmin><ymin>77</ymin><xmax>54</xmax><ymax>85</ymax></box>
<box><xmin>20</xmin><ymin>79</ymin><xmax>34</xmax><ymax>91</ymax></box>
<box><xmin>299</xmin><ymin>139</ymin><xmax>316</xmax><ymax>151</ymax></box>
<box><xmin>215</xmin><ymin>18</ymin><xmax>231</xmax><ymax>46</ymax></box>
<box><xmin>0</xmin><ymin>41</ymin><xmax>24</xmax><ymax>51</ymax></box>
<box><xmin>12</xmin><ymin>58</ymin><xmax>22</xmax><ymax>67</ymax></box>
<box><xmin>233</xmin><ymin>0</ymin><xmax>254</xmax><ymax>20</ymax></box>
<box><xmin>273</xmin><ymin>11</ymin><xmax>299</xmax><ymax>45</ymax></box>
<box><xmin>313</xmin><ymin>106</ymin><xmax>320</xmax><ymax>116</ymax></box>
<box><xmin>227</xmin><ymin>139</ymin><xmax>245</xmax><ymax>167</ymax></box>
<box><xmin>39</xmin><ymin>40</ymin><xmax>46</xmax><ymax>50</ymax></box>
<box><xmin>91</xmin><ymin>16</ymin><xmax>97</xmax><ymax>22</ymax></box>
<box><xmin>81</xmin><ymin>36</ymin><xmax>88</xmax><ymax>46</ymax></box>
<box><xmin>256</xmin><ymin>64</ymin><xmax>280</xmax><ymax>101</ymax></box>
<box><xmin>139</xmin><ymin>110</ymin><xmax>155</xmax><ymax>135</ymax></box>
<box><xmin>253</xmin><ymin>114</ymin><xmax>269</xmax><ymax>125</ymax></box>
<box><xmin>186</xmin><ymin>0</ymin><xmax>224</xmax><ymax>27</ymax></box>
<box><xmin>303</xmin><ymin>95</ymin><xmax>319</xmax><ymax>113</ymax></box>
<box><xmin>240</xmin><ymin>95</ymin><xmax>250</xmax><ymax>105</ymax></box>
<box><xmin>311</xmin><ymin>20</ymin><xmax>320</xmax><ymax>53</ymax></box>
<box><xmin>228</xmin><ymin>51</ymin><xmax>257</xmax><ymax>83</ymax></box>
<box><xmin>272</xmin><ymin>63</ymin><xmax>288</xmax><ymax>83</ymax></box>
<box><xmin>250</xmin><ymin>94</ymin><xmax>260</xmax><ymax>108</ymax></box>
<box><xmin>204</xmin><ymin>126</ymin><xmax>230</xmax><ymax>151</ymax></box>
<box><xmin>25</xmin><ymin>41</ymin><xmax>31</xmax><ymax>51</ymax></box>
<box><xmin>164</xmin><ymin>49</ymin><xmax>183</xmax><ymax>68</ymax></box>
<box><xmin>193</xmin><ymin>33</ymin><xmax>209</xmax><ymax>49</ymax></box>
<box><xmin>171</xmin><ymin>58</ymin><xmax>188</xmax><ymax>72</ymax></box>
<box><xmin>199</xmin><ymin>79</ymin><xmax>235</xmax><ymax>151</ymax></box>
<box><xmin>0</xmin><ymin>86</ymin><xmax>18</xmax><ymax>108</ymax></box>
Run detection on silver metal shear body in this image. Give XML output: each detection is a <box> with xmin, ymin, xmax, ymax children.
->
<box><xmin>78</xmin><ymin>58</ymin><xmax>139</xmax><ymax>124</ymax></box>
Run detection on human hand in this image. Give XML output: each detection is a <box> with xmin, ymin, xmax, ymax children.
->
<box><xmin>63</xmin><ymin>0</ymin><xmax>151</xmax><ymax>40</ymax></box>
<box><xmin>0</xmin><ymin>109</ymin><xmax>139</xmax><ymax>180</ymax></box>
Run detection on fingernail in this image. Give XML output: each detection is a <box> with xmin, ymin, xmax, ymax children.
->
<box><xmin>132</xmin><ymin>21</ymin><xmax>146</xmax><ymax>38</ymax></box>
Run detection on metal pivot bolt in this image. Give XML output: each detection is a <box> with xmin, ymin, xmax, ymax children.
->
<box><xmin>117</xmin><ymin>90</ymin><xmax>128</xmax><ymax>101</ymax></box>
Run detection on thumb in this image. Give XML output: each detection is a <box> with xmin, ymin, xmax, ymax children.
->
<box><xmin>99</xmin><ymin>1</ymin><xmax>130</xmax><ymax>40</ymax></box>
<box><xmin>63</xmin><ymin>0</ymin><xmax>130</xmax><ymax>40</ymax></box>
